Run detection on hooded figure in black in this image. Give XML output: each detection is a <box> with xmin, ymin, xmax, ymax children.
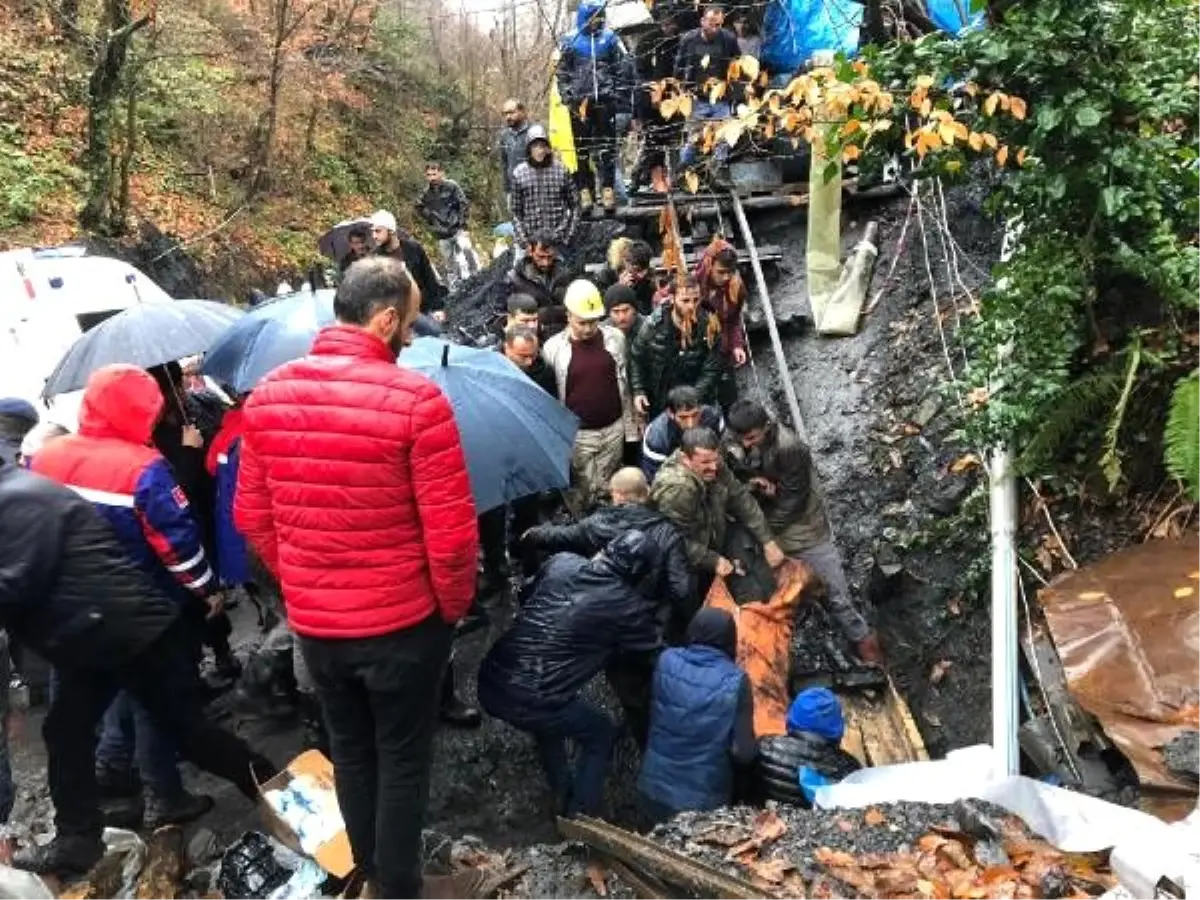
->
<box><xmin>477</xmin><ymin>531</ymin><xmax>662</xmax><ymax>818</ymax></box>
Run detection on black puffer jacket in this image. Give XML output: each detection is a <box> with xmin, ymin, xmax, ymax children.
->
<box><xmin>416</xmin><ymin>179</ymin><xmax>470</xmax><ymax>239</ymax></box>
<box><xmin>757</xmin><ymin>730</ymin><xmax>863</xmax><ymax>807</ymax></box>
<box><xmin>523</xmin><ymin>503</ymin><xmax>696</xmax><ymax>641</ymax></box>
<box><xmin>478</xmin><ymin>532</ymin><xmax>662</xmax><ymax>716</ymax></box>
<box><xmin>505</xmin><ymin>258</ymin><xmax>574</xmax><ymax>340</ymax></box>
<box><xmin>630</xmin><ymin>303</ymin><xmax>725</xmax><ymax>417</ymax></box>
<box><xmin>0</xmin><ymin>466</ymin><xmax>179</xmax><ymax>669</ymax></box>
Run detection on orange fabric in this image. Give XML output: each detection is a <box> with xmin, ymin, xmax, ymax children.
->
<box><xmin>706</xmin><ymin>559</ymin><xmax>812</xmax><ymax>737</ymax></box>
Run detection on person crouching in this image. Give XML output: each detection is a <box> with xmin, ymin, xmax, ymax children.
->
<box><xmin>757</xmin><ymin>687</ymin><xmax>862</xmax><ymax>807</ymax></box>
<box><xmin>637</xmin><ymin>608</ymin><xmax>756</xmax><ymax>820</ymax></box>
<box><xmin>477</xmin><ymin>532</ymin><xmax>662</xmax><ymax>818</ymax></box>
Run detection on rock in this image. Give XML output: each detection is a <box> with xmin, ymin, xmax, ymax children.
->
<box><xmin>925</xmin><ymin>477</ymin><xmax>971</xmax><ymax>516</ymax></box>
<box><xmin>913</xmin><ymin>396</ymin><xmax>941</xmax><ymax>428</ymax></box>
<box><xmin>1161</xmin><ymin>730</ymin><xmax>1199</xmax><ymax>783</ymax></box>
<box><xmin>187</xmin><ymin>828</ymin><xmax>220</xmax><ymax>867</ymax></box>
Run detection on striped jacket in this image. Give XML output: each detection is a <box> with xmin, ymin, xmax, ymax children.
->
<box><xmin>32</xmin><ymin>365</ymin><xmax>215</xmax><ymax>607</ymax></box>
<box><xmin>641</xmin><ymin>404</ymin><xmax>723</xmax><ymax>482</ymax></box>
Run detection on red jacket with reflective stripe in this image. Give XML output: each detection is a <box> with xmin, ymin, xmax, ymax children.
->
<box><xmin>235</xmin><ymin>325</ymin><xmax>479</xmax><ymax>638</ymax></box>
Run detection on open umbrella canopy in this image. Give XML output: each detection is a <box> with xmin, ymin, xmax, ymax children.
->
<box><xmin>202</xmin><ymin>289</ymin><xmax>445</xmax><ymax>394</ymax></box>
<box><xmin>42</xmin><ymin>298</ymin><xmax>243</xmax><ymax>398</ymax></box>
<box><xmin>400</xmin><ymin>337</ymin><xmax>578</xmax><ymax>513</ymax></box>
<box><xmin>318</xmin><ymin>217</ymin><xmax>374</xmax><ymax>262</ymax></box>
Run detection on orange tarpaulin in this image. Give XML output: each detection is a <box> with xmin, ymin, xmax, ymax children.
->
<box><xmin>706</xmin><ymin>559</ymin><xmax>812</xmax><ymax>737</ymax></box>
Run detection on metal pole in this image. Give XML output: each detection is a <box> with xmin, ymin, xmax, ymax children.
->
<box><xmin>730</xmin><ymin>192</ymin><xmax>807</xmax><ymax>440</ymax></box>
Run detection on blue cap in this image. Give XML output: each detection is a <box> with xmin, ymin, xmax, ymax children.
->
<box><xmin>786</xmin><ymin>687</ymin><xmax>846</xmax><ymax>743</ymax></box>
<box><xmin>0</xmin><ymin>398</ymin><xmax>39</xmax><ymax>425</ymax></box>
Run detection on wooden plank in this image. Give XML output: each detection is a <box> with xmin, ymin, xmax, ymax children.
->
<box><xmin>841</xmin><ymin>676</ymin><xmax>929</xmax><ymax>767</ymax></box>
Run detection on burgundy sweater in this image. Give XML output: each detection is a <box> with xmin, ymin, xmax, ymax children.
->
<box><xmin>564</xmin><ymin>335</ymin><xmax>622</xmax><ymax>429</ymax></box>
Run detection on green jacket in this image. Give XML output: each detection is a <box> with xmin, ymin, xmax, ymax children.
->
<box><xmin>650</xmin><ymin>450</ymin><xmax>773</xmax><ymax>573</ymax></box>
<box><xmin>630</xmin><ymin>304</ymin><xmax>725</xmax><ymax>418</ymax></box>
<box><xmin>724</xmin><ymin>423</ymin><xmax>831</xmax><ymax>555</ymax></box>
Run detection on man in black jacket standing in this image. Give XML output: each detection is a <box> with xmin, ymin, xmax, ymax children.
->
<box><xmin>415</xmin><ymin>162</ymin><xmax>480</xmax><ymax>289</ymax></box>
<box><xmin>477</xmin><ymin>532</ymin><xmax>661</xmax><ymax>817</ymax></box>
<box><xmin>370</xmin><ymin>209</ymin><xmax>448</xmax><ymax>321</ymax></box>
<box><xmin>0</xmin><ymin>465</ymin><xmax>275</xmax><ymax>876</ymax></box>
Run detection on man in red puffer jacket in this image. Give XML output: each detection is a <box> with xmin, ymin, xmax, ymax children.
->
<box><xmin>235</xmin><ymin>257</ymin><xmax>479</xmax><ymax>900</ymax></box>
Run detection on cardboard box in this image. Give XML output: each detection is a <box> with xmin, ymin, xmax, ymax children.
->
<box><xmin>258</xmin><ymin>749</ymin><xmax>354</xmax><ymax>877</ymax></box>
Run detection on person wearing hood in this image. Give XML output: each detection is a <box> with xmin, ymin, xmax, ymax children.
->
<box><xmin>29</xmin><ymin>366</ymin><xmax>238</xmax><ymax>844</ymax></box>
<box><xmin>758</xmin><ymin>687</ymin><xmax>862</xmax><ymax>807</ymax></box>
<box><xmin>637</xmin><ymin>607</ymin><xmax>756</xmax><ymax>818</ymax></box>
<box><xmin>696</xmin><ymin>239</ymin><xmax>748</xmax><ymax>409</ymax></box>
<box><xmin>510</xmin><ymin>127</ymin><xmax>580</xmax><ymax>254</ymax></box>
<box><xmin>370</xmin><ymin>209</ymin><xmax>448</xmax><ymax>321</ymax></box>
<box><xmin>0</xmin><ymin>398</ymin><xmax>39</xmax><ymax>468</ymax></box>
<box><xmin>478</xmin><ymin>532</ymin><xmax>662</xmax><ymax>818</ymax></box>
<box><xmin>556</xmin><ymin>0</ymin><xmax>631</xmax><ymax>212</ymax></box>
<box><xmin>497</xmin><ymin>99</ymin><xmax>535</xmax><ymax>203</ymax></box>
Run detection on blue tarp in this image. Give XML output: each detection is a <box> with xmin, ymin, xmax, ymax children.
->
<box><xmin>927</xmin><ymin>0</ymin><xmax>986</xmax><ymax>35</ymax></box>
<box><xmin>762</xmin><ymin>0</ymin><xmax>861</xmax><ymax>74</ymax></box>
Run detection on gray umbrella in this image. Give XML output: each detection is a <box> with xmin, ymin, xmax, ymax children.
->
<box><xmin>42</xmin><ymin>299</ymin><xmax>244</xmax><ymax>398</ymax></box>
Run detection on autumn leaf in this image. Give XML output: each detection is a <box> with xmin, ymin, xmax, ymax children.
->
<box><xmin>996</xmin><ymin>145</ymin><xmax>1009</xmax><ymax>167</ymax></box>
<box><xmin>915</xmin><ymin>74</ymin><xmax>935</xmax><ymax>89</ymax></box>
<box><xmin>677</xmin><ymin>94</ymin><xmax>693</xmax><ymax>118</ymax></box>
<box><xmin>717</xmin><ymin>119</ymin><xmax>745</xmax><ymax>147</ymax></box>
<box><xmin>967</xmin><ymin>386</ymin><xmax>990</xmax><ymax>407</ymax></box>
<box><xmin>842</xmin><ymin>144</ymin><xmax>861</xmax><ymax>163</ymax></box>
<box><xmin>930</xmin><ymin>660</ymin><xmax>953</xmax><ymax>684</ymax></box>
<box><xmin>920</xmin><ymin>97</ymin><xmax>933</xmax><ymax>117</ymax></box>
<box><xmin>836</xmin><ymin>818</ymin><xmax>856</xmax><ymax>833</ymax></box>
<box><xmin>709</xmin><ymin>80</ymin><xmax>727</xmax><ymax>103</ymax></box>
<box><xmin>684</xmin><ymin>169</ymin><xmax>700</xmax><ymax>194</ymax></box>
<box><xmin>984</xmin><ymin>93</ymin><xmax>1001</xmax><ymax>116</ymax></box>
<box><xmin>948</xmin><ymin>596</ymin><xmax>962</xmax><ymax>616</ymax></box>
<box><xmin>749</xmin><ymin>857</ymin><xmax>794</xmax><ymax>885</ymax></box>
<box><xmin>949</xmin><ymin>453</ymin><xmax>981</xmax><ymax>473</ymax></box>
<box><xmin>841</xmin><ymin>118</ymin><xmax>861</xmax><ymax>137</ymax></box>
<box><xmin>815</xmin><ymin>847</ymin><xmax>858</xmax><ymax>868</ymax></box>
<box><xmin>864</xmin><ymin>807</ymin><xmax>887</xmax><ymax>826</ymax></box>
<box><xmin>578</xmin><ymin>98</ymin><xmax>589</xmax><ymax>118</ymax></box>
<box><xmin>872</xmin><ymin>118</ymin><xmax>893</xmax><ymax>132</ymax></box>
<box><xmin>764</xmin><ymin>117</ymin><xmax>776</xmax><ymax>139</ymax></box>
<box><xmin>649</xmin><ymin>81</ymin><xmax>664</xmax><ymax>104</ymax></box>
<box><xmin>1008</xmin><ymin>96</ymin><xmax>1027</xmax><ymax>120</ymax></box>
<box><xmin>968</xmin><ymin>131</ymin><xmax>984</xmax><ymax>151</ymax></box>
<box><xmin>965</xmin><ymin>81</ymin><xmax>980</xmax><ymax>97</ymax></box>
<box><xmin>938</xmin><ymin>123</ymin><xmax>958</xmax><ymax>145</ymax></box>
<box><xmin>1016</xmin><ymin>147</ymin><xmax>1028</xmax><ymax>166</ymax></box>
<box><xmin>700</xmin><ymin>53</ymin><xmax>711</xmax><ymax>69</ymax></box>
<box><xmin>738</xmin><ymin>54</ymin><xmax>760</xmax><ymax>82</ymax></box>
<box><xmin>659</xmin><ymin>96</ymin><xmax>679</xmax><ymax>119</ymax></box>
<box><xmin>586</xmin><ymin>860</ymin><xmax>608</xmax><ymax>897</ymax></box>
<box><xmin>982</xmin><ymin>132</ymin><xmax>998</xmax><ymax>149</ymax></box>
<box><xmin>758</xmin><ymin>71</ymin><xmax>769</xmax><ymax>87</ymax></box>
<box><xmin>753</xmin><ymin>809</ymin><xmax>788</xmax><ymax>843</ymax></box>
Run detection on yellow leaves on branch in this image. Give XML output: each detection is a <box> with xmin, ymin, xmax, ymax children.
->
<box><xmin>984</xmin><ymin>91</ymin><xmax>1027</xmax><ymax>120</ymax></box>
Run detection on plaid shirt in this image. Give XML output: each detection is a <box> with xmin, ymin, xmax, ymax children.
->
<box><xmin>510</xmin><ymin>160</ymin><xmax>579</xmax><ymax>248</ymax></box>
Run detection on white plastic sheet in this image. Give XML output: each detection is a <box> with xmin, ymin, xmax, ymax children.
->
<box><xmin>813</xmin><ymin>744</ymin><xmax>1200</xmax><ymax>895</ymax></box>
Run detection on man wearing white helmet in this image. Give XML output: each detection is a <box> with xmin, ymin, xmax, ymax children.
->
<box><xmin>542</xmin><ymin>280</ymin><xmax>633</xmax><ymax>512</ymax></box>
<box><xmin>369</xmin><ymin>209</ymin><xmax>448</xmax><ymax>322</ymax></box>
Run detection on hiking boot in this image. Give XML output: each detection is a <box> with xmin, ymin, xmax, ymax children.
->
<box><xmin>421</xmin><ymin>870</ymin><xmax>488</xmax><ymax>899</ymax></box>
<box><xmin>455</xmin><ymin>600</ymin><xmax>491</xmax><ymax>638</ymax></box>
<box><xmin>299</xmin><ymin>692</ymin><xmax>331</xmax><ymax>757</ymax></box>
<box><xmin>95</xmin><ymin>763</ymin><xmax>141</xmax><ymax>800</ymax></box>
<box><xmin>12</xmin><ymin>834</ymin><xmax>105</xmax><ymax>877</ymax></box>
<box><xmin>601</xmin><ymin>187</ymin><xmax>616</xmax><ymax>211</ymax></box>
<box><xmin>579</xmin><ymin>188</ymin><xmax>594</xmax><ymax>211</ymax></box>
<box><xmin>440</xmin><ymin>666</ymin><xmax>482</xmax><ymax>730</ymax></box>
<box><xmin>143</xmin><ymin>791</ymin><xmax>214</xmax><ymax>829</ymax></box>
<box><xmin>101</xmin><ymin>796</ymin><xmax>144</xmax><ymax>829</ymax></box>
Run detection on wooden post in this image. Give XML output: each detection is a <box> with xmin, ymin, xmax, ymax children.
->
<box><xmin>730</xmin><ymin>192</ymin><xmax>807</xmax><ymax>440</ymax></box>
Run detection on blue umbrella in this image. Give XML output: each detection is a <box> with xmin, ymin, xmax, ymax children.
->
<box><xmin>400</xmin><ymin>337</ymin><xmax>578</xmax><ymax>513</ymax></box>
<box><xmin>42</xmin><ymin>298</ymin><xmax>244</xmax><ymax>397</ymax></box>
<box><xmin>202</xmin><ymin>289</ymin><xmax>443</xmax><ymax>393</ymax></box>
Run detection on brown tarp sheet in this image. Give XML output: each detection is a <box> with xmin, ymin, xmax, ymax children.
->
<box><xmin>1038</xmin><ymin>538</ymin><xmax>1199</xmax><ymax>812</ymax></box>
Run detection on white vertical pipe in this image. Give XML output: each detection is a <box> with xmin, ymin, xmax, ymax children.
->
<box><xmin>990</xmin><ymin>446</ymin><xmax>1020</xmax><ymax>775</ymax></box>
<box><xmin>991</xmin><ymin>220</ymin><xmax>1022</xmax><ymax>777</ymax></box>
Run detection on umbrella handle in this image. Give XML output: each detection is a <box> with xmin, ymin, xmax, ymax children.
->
<box><xmin>441</xmin><ymin>343</ymin><xmax>450</xmax><ymax>367</ymax></box>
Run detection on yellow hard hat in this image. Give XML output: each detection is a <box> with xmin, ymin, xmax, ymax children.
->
<box><xmin>564</xmin><ymin>279</ymin><xmax>605</xmax><ymax>320</ymax></box>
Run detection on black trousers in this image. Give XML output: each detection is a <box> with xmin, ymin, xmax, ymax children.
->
<box><xmin>605</xmin><ymin>649</ymin><xmax>661</xmax><ymax>749</ymax></box>
<box><xmin>44</xmin><ymin>620</ymin><xmax>274</xmax><ymax>839</ymax></box>
<box><xmin>571</xmin><ymin>101</ymin><xmax>617</xmax><ymax>191</ymax></box>
<box><xmin>299</xmin><ymin>615</ymin><xmax>452</xmax><ymax>898</ymax></box>
<box><xmin>479</xmin><ymin>496</ymin><xmax>542</xmax><ymax>579</ymax></box>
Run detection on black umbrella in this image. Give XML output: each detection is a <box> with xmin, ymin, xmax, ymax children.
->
<box><xmin>42</xmin><ymin>299</ymin><xmax>244</xmax><ymax>398</ymax></box>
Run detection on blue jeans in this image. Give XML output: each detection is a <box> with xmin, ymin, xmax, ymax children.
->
<box><xmin>680</xmin><ymin>101</ymin><xmax>733</xmax><ymax>167</ymax></box>
<box><xmin>95</xmin><ymin>691</ymin><xmax>183</xmax><ymax>799</ymax></box>
<box><xmin>524</xmin><ymin>698</ymin><xmax>618</xmax><ymax>817</ymax></box>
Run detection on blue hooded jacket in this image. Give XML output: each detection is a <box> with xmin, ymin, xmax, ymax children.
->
<box><xmin>556</xmin><ymin>0</ymin><xmax>631</xmax><ymax>111</ymax></box>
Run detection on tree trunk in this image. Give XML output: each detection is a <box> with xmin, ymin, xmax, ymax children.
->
<box><xmin>80</xmin><ymin>1</ymin><xmax>149</xmax><ymax>233</ymax></box>
<box><xmin>114</xmin><ymin>65</ymin><xmax>139</xmax><ymax>234</ymax></box>
<box><xmin>59</xmin><ymin>0</ymin><xmax>81</xmax><ymax>39</ymax></box>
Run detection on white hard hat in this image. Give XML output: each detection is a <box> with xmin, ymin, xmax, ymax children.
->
<box><xmin>369</xmin><ymin>209</ymin><xmax>397</xmax><ymax>232</ymax></box>
<box><xmin>564</xmin><ymin>279</ymin><xmax>605</xmax><ymax>320</ymax></box>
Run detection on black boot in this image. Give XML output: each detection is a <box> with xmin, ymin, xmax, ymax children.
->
<box><xmin>12</xmin><ymin>834</ymin><xmax>105</xmax><ymax>876</ymax></box>
<box><xmin>439</xmin><ymin>663</ymin><xmax>481</xmax><ymax>730</ymax></box>
<box><xmin>300</xmin><ymin>692</ymin><xmax>330</xmax><ymax>757</ymax></box>
<box><xmin>143</xmin><ymin>790</ymin><xmax>214</xmax><ymax>829</ymax></box>
<box><xmin>95</xmin><ymin>762</ymin><xmax>141</xmax><ymax>800</ymax></box>
<box><xmin>455</xmin><ymin>599</ymin><xmax>491</xmax><ymax>638</ymax></box>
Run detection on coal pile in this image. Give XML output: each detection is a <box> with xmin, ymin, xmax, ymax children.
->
<box><xmin>1162</xmin><ymin>730</ymin><xmax>1199</xmax><ymax>783</ymax></box>
<box><xmin>646</xmin><ymin>800</ymin><xmax>1117</xmax><ymax>898</ymax></box>
<box><xmin>445</xmin><ymin>221</ymin><xmax>627</xmax><ymax>344</ymax></box>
